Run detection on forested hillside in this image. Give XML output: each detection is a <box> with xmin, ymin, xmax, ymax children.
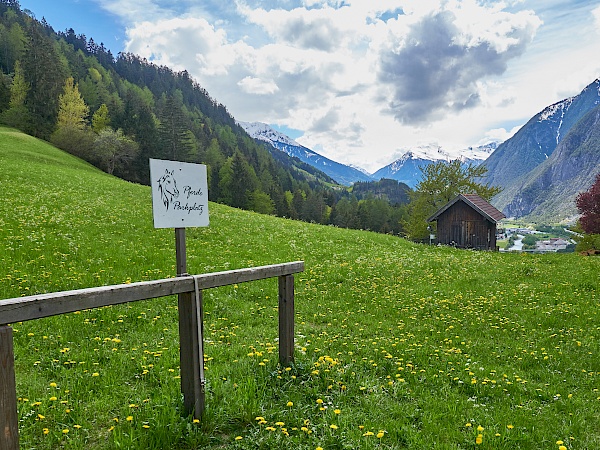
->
<box><xmin>0</xmin><ymin>0</ymin><xmax>409</xmax><ymax>234</ymax></box>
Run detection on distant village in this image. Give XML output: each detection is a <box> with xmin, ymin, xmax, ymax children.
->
<box><xmin>499</xmin><ymin>227</ymin><xmax>577</xmax><ymax>253</ymax></box>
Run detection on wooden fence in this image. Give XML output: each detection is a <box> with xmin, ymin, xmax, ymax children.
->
<box><xmin>0</xmin><ymin>261</ymin><xmax>304</xmax><ymax>450</ymax></box>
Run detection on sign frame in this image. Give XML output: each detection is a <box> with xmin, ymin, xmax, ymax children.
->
<box><xmin>149</xmin><ymin>158</ymin><xmax>209</xmax><ymax>229</ymax></box>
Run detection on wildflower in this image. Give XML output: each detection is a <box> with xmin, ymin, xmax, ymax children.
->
<box><xmin>193</xmin><ymin>419</ymin><xmax>200</xmax><ymax>424</ymax></box>
<box><xmin>49</xmin><ymin>382</ymin><xmax>57</xmax><ymax>388</ymax></box>
<box><xmin>143</xmin><ymin>424</ymin><xmax>150</xmax><ymax>429</ymax></box>
<box><xmin>477</xmin><ymin>425</ymin><xmax>484</xmax><ymax>432</ymax></box>
<box><xmin>330</xmin><ymin>424</ymin><xmax>338</xmax><ymax>430</ymax></box>
<box><xmin>377</xmin><ymin>430</ymin><xmax>385</xmax><ymax>438</ymax></box>
<box><xmin>316</xmin><ymin>447</ymin><xmax>324</xmax><ymax>450</ymax></box>
<box><xmin>287</xmin><ymin>401</ymin><xmax>293</xmax><ymax>407</ymax></box>
<box><xmin>334</xmin><ymin>409</ymin><xmax>341</xmax><ymax>414</ymax></box>
<box><xmin>476</xmin><ymin>434</ymin><xmax>483</xmax><ymax>445</ymax></box>
<box><xmin>43</xmin><ymin>428</ymin><xmax>49</xmax><ymax>435</ymax></box>
<box><xmin>235</xmin><ymin>436</ymin><xmax>242</xmax><ymax>440</ymax></box>
<box><xmin>126</xmin><ymin>416</ymin><xmax>133</xmax><ymax>422</ymax></box>
<box><xmin>275</xmin><ymin>422</ymin><xmax>285</xmax><ymax>426</ymax></box>
<box><xmin>316</xmin><ymin>399</ymin><xmax>323</xmax><ymax>405</ymax></box>
<box><xmin>49</xmin><ymin>396</ymin><xmax>57</xmax><ymax>401</ymax></box>
<box><xmin>62</xmin><ymin>429</ymin><xmax>69</xmax><ymax>434</ymax></box>
<box><xmin>363</xmin><ymin>431</ymin><xmax>374</xmax><ymax>436</ymax></box>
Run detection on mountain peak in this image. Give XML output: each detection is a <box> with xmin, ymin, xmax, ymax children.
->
<box><xmin>237</xmin><ymin>121</ymin><xmax>300</xmax><ymax>147</ymax></box>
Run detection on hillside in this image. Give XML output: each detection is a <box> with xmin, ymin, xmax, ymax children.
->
<box><xmin>2</xmin><ymin>127</ymin><xmax>600</xmax><ymax>449</ymax></box>
<box><xmin>494</xmin><ymin>104</ymin><xmax>600</xmax><ymax>222</ymax></box>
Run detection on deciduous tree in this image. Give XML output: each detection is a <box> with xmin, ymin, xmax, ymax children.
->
<box><xmin>576</xmin><ymin>172</ymin><xmax>600</xmax><ymax>234</ymax></box>
<box><xmin>405</xmin><ymin>160</ymin><xmax>501</xmax><ymax>240</ymax></box>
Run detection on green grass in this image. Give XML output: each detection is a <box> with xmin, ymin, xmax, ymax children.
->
<box><xmin>1</xmin><ymin>125</ymin><xmax>599</xmax><ymax>449</ymax></box>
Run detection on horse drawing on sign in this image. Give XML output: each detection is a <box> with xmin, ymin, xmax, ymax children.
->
<box><xmin>157</xmin><ymin>169</ymin><xmax>180</xmax><ymax>211</ymax></box>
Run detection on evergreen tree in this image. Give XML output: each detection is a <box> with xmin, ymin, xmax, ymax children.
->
<box><xmin>22</xmin><ymin>21</ymin><xmax>65</xmax><ymax>137</ymax></box>
<box><xmin>91</xmin><ymin>103</ymin><xmax>110</xmax><ymax>133</ymax></box>
<box><xmin>1</xmin><ymin>59</ymin><xmax>29</xmax><ymax>127</ymax></box>
<box><xmin>56</xmin><ymin>76</ymin><xmax>89</xmax><ymax>129</ymax></box>
<box><xmin>158</xmin><ymin>94</ymin><xmax>195</xmax><ymax>161</ymax></box>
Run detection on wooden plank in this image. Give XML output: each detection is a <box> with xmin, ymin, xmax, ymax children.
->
<box><xmin>0</xmin><ymin>262</ymin><xmax>304</xmax><ymax>325</ymax></box>
<box><xmin>194</xmin><ymin>261</ymin><xmax>304</xmax><ymax>290</ymax></box>
<box><xmin>0</xmin><ymin>326</ymin><xmax>19</xmax><ymax>450</ymax></box>
<box><xmin>0</xmin><ymin>278</ymin><xmax>195</xmax><ymax>326</ymax></box>
<box><xmin>278</xmin><ymin>275</ymin><xmax>295</xmax><ymax>366</ymax></box>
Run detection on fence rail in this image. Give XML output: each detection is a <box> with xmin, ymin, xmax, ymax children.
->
<box><xmin>0</xmin><ymin>261</ymin><xmax>304</xmax><ymax>450</ymax></box>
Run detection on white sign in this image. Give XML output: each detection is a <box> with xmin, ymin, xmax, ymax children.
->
<box><xmin>150</xmin><ymin>158</ymin><xmax>209</xmax><ymax>229</ymax></box>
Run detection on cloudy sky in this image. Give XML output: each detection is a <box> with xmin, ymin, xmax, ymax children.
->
<box><xmin>20</xmin><ymin>0</ymin><xmax>600</xmax><ymax>173</ymax></box>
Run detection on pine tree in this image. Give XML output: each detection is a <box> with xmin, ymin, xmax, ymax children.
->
<box><xmin>22</xmin><ymin>21</ymin><xmax>66</xmax><ymax>137</ymax></box>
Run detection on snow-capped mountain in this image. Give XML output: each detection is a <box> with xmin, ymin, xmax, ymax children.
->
<box><xmin>371</xmin><ymin>142</ymin><xmax>498</xmax><ymax>188</ymax></box>
<box><xmin>238</xmin><ymin>121</ymin><xmax>374</xmax><ymax>185</ymax></box>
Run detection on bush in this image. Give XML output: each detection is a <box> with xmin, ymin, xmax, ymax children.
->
<box><xmin>575</xmin><ymin>234</ymin><xmax>600</xmax><ymax>253</ymax></box>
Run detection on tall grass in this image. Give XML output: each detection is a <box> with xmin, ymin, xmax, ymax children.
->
<box><xmin>1</xmin><ymin>126</ymin><xmax>599</xmax><ymax>449</ymax></box>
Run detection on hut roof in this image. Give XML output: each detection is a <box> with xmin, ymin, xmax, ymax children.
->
<box><xmin>427</xmin><ymin>193</ymin><xmax>506</xmax><ymax>223</ymax></box>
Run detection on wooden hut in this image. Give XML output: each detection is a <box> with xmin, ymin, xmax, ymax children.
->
<box><xmin>427</xmin><ymin>193</ymin><xmax>505</xmax><ymax>250</ymax></box>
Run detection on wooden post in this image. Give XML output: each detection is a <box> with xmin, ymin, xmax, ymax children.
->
<box><xmin>0</xmin><ymin>326</ymin><xmax>19</xmax><ymax>450</ymax></box>
<box><xmin>278</xmin><ymin>274</ymin><xmax>295</xmax><ymax>366</ymax></box>
<box><xmin>175</xmin><ymin>228</ymin><xmax>205</xmax><ymax>418</ymax></box>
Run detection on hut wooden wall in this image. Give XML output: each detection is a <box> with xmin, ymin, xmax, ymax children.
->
<box><xmin>436</xmin><ymin>201</ymin><xmax>497</xmax><ymax>250</ymax></box>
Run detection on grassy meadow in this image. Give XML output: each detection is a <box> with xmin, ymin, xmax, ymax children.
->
<box><xmin>1</xmin><ymin>126</ymin><xmax>599</xmax><ymax>449</ymax></box>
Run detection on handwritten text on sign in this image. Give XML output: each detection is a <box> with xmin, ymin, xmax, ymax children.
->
<box><xmin>150</xmin><ymin>158</ymin><xmax>209</xmax><ymax>228</ymax></box>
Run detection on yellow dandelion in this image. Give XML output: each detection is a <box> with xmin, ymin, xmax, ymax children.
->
<box><xmin>49</xmin><ymin>396</ymin><xmax>57</xmax><ymax>401</ymax></box>
<box><xmin>476</xmin><ymin>434</ymin><xmax>483</xmax><ymax>445</ymax></box>
<box><xmin>286</xmin><ymin>401</ymin><xmax>293</xmax><ymax>407</ymax></box>
<box><xmin>334</xmin><ymin>409</ymin><xmax>341</xmax><ymax>414</ymax></box>
<box><xmin>316</xmin><ymin>398</ymin><xmax>323</xmax><ymax>404</ymax></box>
<box><xmin>62</xmin><ymin>429</ymin><xmax>69</xmax><ymax>434</ymax></box>
<box><xmin>507</xmin><ymin>424</ymin><xmax>514</xmax><ymax>429</ymax></box>
<box><xmin>477</xmin><ymin>425</ymin><xmax>484</xmax><ymax>432</ymax></box>
<box><xmin>377</xmin><ymin>430</ymin><xmax>385</xmax><ymax>438</ymax></box>
<box><xmin>235</xmin><ymin>436</ymin><xmax>242</xmax><ymax>440</ymax></box>
<box><xmin>126</xmin><ymin>416</ymin><xmax>133</xmax><ymax>422</ymax></box>
<box><xmin>43</xmin><ymin>428</ymin><xmax>49</xmax><ymax>435</ymax></box>
<box><xmin>330</xmin><ymin>424</ymin><xmax>338</xmax><ymax>430</ymax></box>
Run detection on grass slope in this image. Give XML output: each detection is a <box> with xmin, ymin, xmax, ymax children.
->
<box><xmin>1</xmin><ymin>126</ymin><xmax>599</xmax><ymax>449</ymax></box>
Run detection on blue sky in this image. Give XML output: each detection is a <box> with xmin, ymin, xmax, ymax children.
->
<box><xmin>19</xmin><ymin>0</ymin><xmax>600</xmax><ymax>173</ymax></box>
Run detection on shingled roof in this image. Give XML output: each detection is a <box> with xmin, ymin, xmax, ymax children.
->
<box><xmin>427</xmin><ymin>193</ymin><xmax>506</xmax><ymax>223</ymax></box>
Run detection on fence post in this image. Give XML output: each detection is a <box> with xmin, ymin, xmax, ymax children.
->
<box><xmin>0</xmin><ymin>325</ymin><xmax>19</xmax><ymax>450</ymax></box>
<box><xmin>175</xmin><ymin>228</ymin><xmax>205</xmax><ymax>419</ymax></box>
<box><xmin>278</xmin><ymin>274</ymin><xmax>295</xmax><ymax>366</ymax></box>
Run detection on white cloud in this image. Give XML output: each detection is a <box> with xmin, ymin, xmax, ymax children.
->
<box><xmin>238</xmin><ymin>76</ymin><xmax>279</xmax><ymax>95</ymax></box>
<box><xmin>115</xmin><ymin>0</ymin><xmax>597</xmax><ymax>173</ymax></box>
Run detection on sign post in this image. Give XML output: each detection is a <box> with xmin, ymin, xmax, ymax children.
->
<box><xmin>150</xmin><ymin>159</ymin><xmax>208</xmax><ymax>419</ymax></box>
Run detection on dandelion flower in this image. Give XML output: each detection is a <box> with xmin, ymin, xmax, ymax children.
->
<box><xmin>287</xmin><ymin>401</ymin><xmax>293</xmax><ymax>407</ymax></box>
<box><xmin>126</xmin><ymin>416</ymin><xmax>133</xmax><ymax>422</ymax></box>
<box><xmin>330</xmin><ymin>424</ymin><xmax>338</xmax><ymax>430</ymax></box>
<box><xmin>559</xmin><ymin>446</ymin><xmax>567</xmax><ymax>450</ymax></box>
<box><xmin>334</xmin><ymin>409</ymin><xmax>341</xmax><ymax>414</ymax></box>
<box><xmin>507</xmin><ymin>424</ymin><xmax>514</xmax><ymax>429</ymax></box>
<box><xmin>235</xmin><ymin>436</ymin><xmax>242</xmax><ymax>440</ymax></box>
<box><xmin>477</xmin><ymin>425</ymin><xmax>484</xmax><ymax>432</ymax></box>
<box><xmin>377</xmin><ymin>430</ymin><xmax>385</xmax><ymax>438</ymax></box>
<box><xmin>476</xmin><ymin>434</ymin><xmax>483</xmax><ymax>445</ymax></box>
<box><xmin>316</xmin><ymin>398</ymin><xmax>323</xmax><ymax>405</ymax></box>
